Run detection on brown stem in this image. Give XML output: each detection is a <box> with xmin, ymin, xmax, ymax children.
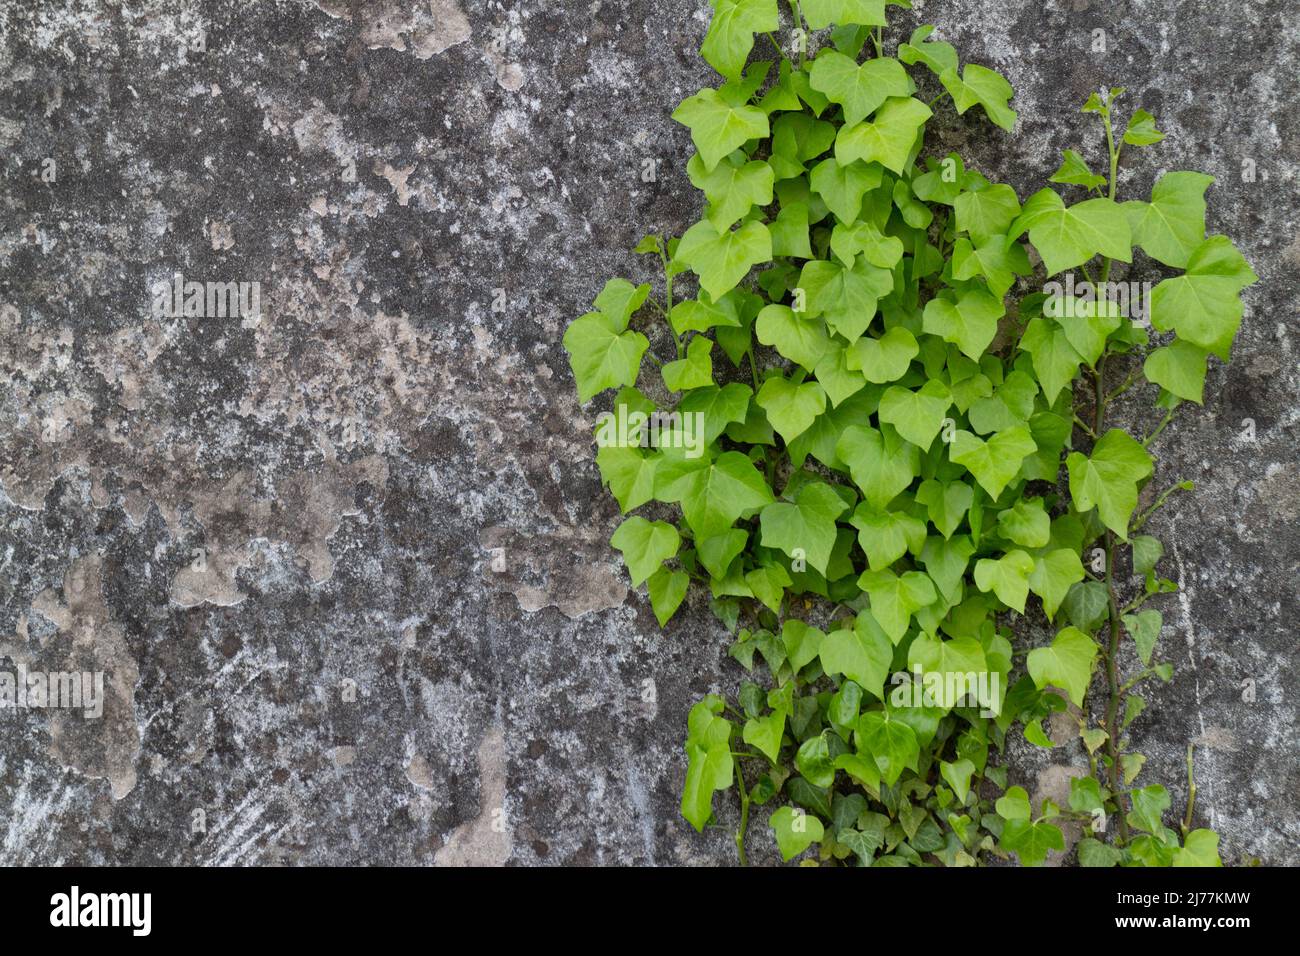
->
<box><xmin>1093</xmin><ymin>355</ymin><xmax>1130</xmax><ymax>845</ymax></box>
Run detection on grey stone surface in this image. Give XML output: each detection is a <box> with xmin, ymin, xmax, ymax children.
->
<box><xmin>0</xmin><ymin>0</ymin><xmax>1295</xmax><ymax>865</ymax></box>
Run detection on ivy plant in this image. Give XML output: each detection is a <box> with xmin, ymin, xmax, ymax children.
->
<box><xmin>565</xmin><ymin>0</ymin><xmax>1254</xmax><ymax>867</ymax></box>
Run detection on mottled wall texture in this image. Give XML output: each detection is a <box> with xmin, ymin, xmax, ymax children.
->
<box><xmin>0</xmin><ymin>0</ymin><xmax>1295</xmax><ymax>865</ymax></box>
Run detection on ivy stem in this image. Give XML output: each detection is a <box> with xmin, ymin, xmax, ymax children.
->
<box><xmin>734</xmin><ymin>760</ymin><xmax>751</xmax><ymax>866</ymax></box>
<box><xmin>1119</xmin><ymin>668</ymin><xmax>1161</xmax><ymax>695</ymax></box>
<box><xmin>1104</xmin><ymin>98</ymin><xmax>1120</xmax><ymax>203</ymax></box>
<box><xmin>1142</xmin><ymin>408</ymin><xmax>1176</xmax><ymax>447</ymax></box>
<box><xmin>764</xmin><ymin>31</ymin><xmax>786</xmax><ymax>62</ymax></box>
<box><xmin>1094</xmin><ymin>354</ymin><xmax>1131</xmax><ymax>846</ymax></box>
<box><xmin>1120</xmin><ymin>592</ymin><xmax>1154</xmax><ymax>615</ymax></box>
<box><xmin>1133</xmin><ymin>479</ymin><xmax>1189</xmax><ymax>532</ymax></box>
<box><xmin>658</xmin><ymin>239</ymin><xmax>682</xmax><ymax>361</ymax></box>
<box><xmin>786</xmin><ymin>0</ymin><xmax>807</xmax><ymax>67</ymax></box>
<box><xmin>1182</xmin><ymin>744</ymin><xmax>1198</xmax><ymax>837</ymax></box>
<box><xmin>1105</xmin><ymin>368</ymin><xmax>1140</xmax><ymax>405</ymax></box>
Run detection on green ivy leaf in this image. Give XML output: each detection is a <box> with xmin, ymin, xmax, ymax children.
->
<box><xmin>564</xmin><ymin>281</ymin><xmax>652</xmax><ymax>401</ymax></box>
<box><xmin>801</xmin><ymin>0</ymin><xmax>889</xmax><ymax>29</ymax></box>
<box><xmin>1144</xmin><ymin>339</ymin><xmax>1209</xmax><ymax>404</ymax></box>
<box><xmin>997</xmin><ymin>499</ymin><xmax>1050</xmax><ymax>548</ymax></box>
<box><xmin>908</xmin><ymin>633</ymin><xmax>987</xmax><ymax>694</ymax></box>
<box><xmin>661</xmin><ymin>335</ymin><xmax>715</xmax><ymax>391</ymax></box>
<box><xmin>797</xmin><ymin>256</ymin><xmax>895</xmax><ymax>342</ymax></box>
<box><xmin>755</xmin><ymin>304</ymin><xmax>831</xmax><ymax>371</ymax></box>
<box><xmin>769</xmin><ymin>202</ymin><xmax>813</xmax><ymax>258</ymax></box>
<box><xmin>1069</xmin><ymin>776</ymin><xmax>1105</xmax><ymax>814</ymax></box>
<box><xmin>1066</xmin><ymin>428</ymin><xmax>1154</xmax><ymax>540</ymax></box>
<box><xmin>745</xmin><ymin>561</ymin><xmax>792</xmax><ymax>613</ymax></box>
<box><xmin>951</xmin><ymin>233</ymin><xmax>1031</xmax><ymax>297</ymax></box>
<box><xmin>676</xmin><ymin>220</ymin><xmax>773</xmax><ymax>300</ymax></box>
<box><xmin>668</xmin><ymin>290</ymin><xmax>744</xmax><ymax>336</ymax></box>
<box><xmin>1131</xmin><ymin>535</ymin><xmax>1164</xmax><ymax>576</ymax></box>
<box><xmin>681</xmin><ymin>697</ymin><xmax>734</xmax><ymax>831</ymax></box>
<box><xmin>1028</xmin><ymin>549</ymin><xmax>1085</xmax><ymax>620</ymax></box>
<box><xmin>1027</xmin><ymin>626</ymin><xmax>1099</xmax><ymax>706</ymax></box>
<box><xmin>796</xmin><ymin>734</ymin><xmax>836</xmax><ymax>787</ymax></box>
<box><xmin>656</xmin><ymin>450</ymin><xmax>775</xmax><ymax>539</ymax></box>
<box><xmin>1019</xmin><ymin>317</ymin><xmax>1083</xmax><ymax>404</ymax></box>
<box><xmin>678</xmin><ymin>382</ymin><xmax>753</xmax><ymax>444</ymax></box>
<box><xmin>1049</xmin><ymin>149</ymin><xmax>1106</xmax><ymax>190</ymax></box>
<box><xmin>949</xmin><ymin>426</ymin><xmax>1037</xmax><ymax>499</ymax></box>
<box><xmin>593</xmin><ymin>277</ymin><xmax>652</xmax><ymax>322</ymax></box>
<box><xmin>838</xmin><ymin>424</ymin><xmax>919</xmax><ymax>509</ymax></box>
<box><xmin>1173</xmin><ymin>829</ymin><xmax>1223</xmax><ymax>867</ymax></box>
<box><xmin>760</xmin><ymin>481</ymin><xmax>849</xmax><ymax>574</ymax></box>
<box><xmin>1078</xmin><ymin>837</ymin><xmax>1124</xmax><ymax>867</ymax></box>
<box><xmin>897</xmin><ymin>25</ymin><xmax>958</xmax><ymax>76</ymax></box>
<box><xmin>595</xmin><ymin>445</ymin><xmax>658</xmax><ymax>513</ymax></box>
<box><xmin>834</xmin><ymin>96</ymin><xmax>932</xmax><ymax>174</ymax></box>
<box><xmin>809</xmin><ymin>51</ymin><xmax>913</xmax><ymax>126</ymax></box>
<box><xmin>953</xmin><ymin>182</ymin><xmax>1021</xmax><ymax>242</ymax></box>
<box><xmin>672</xmin><ymin>88</ymin><xmax>770</xmax><ymax>171</ymax></box>
<box><xmin>648</xmin><ymin>567</ymin><xmax>691</xmax><ymax>625</ymax></box>
<box><xmin>831</xmin><ymin>220</ymin><xmax>905</xmax><ymax>269</ymax></box>
<box><xmin>821</xmin><ymin>612</ymin><xmax>894</xmax><ymax>701</ymax></box>
<box><xmin>1122</xmin><ymin>171</ymin><xmax>1213</xmax><ymax>269</ymax></box>
<box><xmin>687</xmin><ymin>152</ymin><xmax>776</xmax><ymax>230</ymax></box>
<box><xmin>941</xmin><ymin>63</ymin><xmax>1017</xmax><ymax>131</ymax></box>
<box><xmin>915</xmin><ymin>480</ymin><xmax>973</xmax><ymax>540</ymax></box>
<box><xmin>743</xmin><ymin>709</ymin><xmax>786</xmax><ymax>762</ymax></box>
<box><xmin>856</xmin><ymin>568</ymin><xmax>937</xmax><ymax>643</ymax></box>
<box><xmin>771</xmin><ymin>112</ymin><xmax>837</xmax><ymax>174</ymax></box>
<box><xmin>878</xmin><ymin>379</ymin><xmax>953</xmax><ymax>450</ymax></box>
<box><xmin>1123</xmin><ymin>107</ymin><xmax>1165</xmax><ymax>146</ymax></box>
<box><xmin>919</xmin><ymin>534</ymin><xmax>974</xmax><ymax>604</ymax></box>
<box><xmin>941</xmin><ymin>759</ymin><xmax>975</xmax><ymax>804</ymax></box>
<box><xmin>756</xmin><ymin>375</ymin><xmax>828</xmax><ymax>442</ymax></box>
<box><xmin>856</xmin><ymin>709</ymin><xmax>920</xmax><ymax>785</ymax></box>
<box><xmin>814</xmin><ymin>344</ymin><xmax>869</xmax><ymax>406</ymax></box>
<box><xmin>848</xmin><ymin>505</ymin><xmax>926</xmax><ymax>571</ymax></box>
<box><xmin>1123</xmin><ymin>609</ymin><xmax>1162</xmax><ymax>666</ymax></box>
<box><xmin>610</xmin><ymin>516</ymin><xmax>681</xmax><ymax>587</ymax></box>
<box><xmin>1127</xmin><ymin>784</ymin><xmax>1171</xmax><ymax>834</ymax></box>
<box><xmin>974</xmin><ymin>550</ymin><xmax>1035</xmax><ymax>613</ymax></box>
<box><xmin>922</xmin><ymin>287</ymin><xmax>1006</xmax><ymax>360</ymax></box>
<box><xmin>995</xmin><ymin>786</ymin><xmax>1032</xmax><ymax>820</ymax></box>
<box><xmin>1062</xmin><ymin>580</ymin><xmax>1109</xmax><ymax>632</ymax></box>
<box><xmin>783</xmin><ymin>619</ymin><xmax>827</xmax><ymax>671</ymax></box>
<box><xmin>770</xmin><ymin>805</ymin><xmax>825</xmax><ymax>861</ymax></box>
<box><xmin>1001</xmin><ymin>817</ymin><xmax>1065</xmax><ymax>866</ymax></box>
<box><xmin>810</xmin><ymin>156</ymin><xmax>884</xmax><ymax>222</ymax></box>
<box><xmin>1150</xmin><ymin>234</ymin><xmax>1257</xmax><ymax>360</ymax></box>
<box><xmin>1011</xmin><ymin>189</ymin><xmax>1132</xmax><ymax>276</ymax></box>
<box><xmin>700</xmin><ymin>0</ymin><xmax>780</xmax><ymax>80</ymax></box>
<box><xmin>846</xmin><ymin>326</ymin><xmax>920</xmax><ymax>383</ymax></box>
<box><xmin>697</xmin><ymin>528</ymin><xmax>749</xmax><ymax>579</ymax></box>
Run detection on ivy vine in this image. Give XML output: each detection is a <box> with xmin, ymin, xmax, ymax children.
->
<box><xmin>564</xmin><ymin>0</ymin><xmax>1254</xmax><ymax>867</ymax></box>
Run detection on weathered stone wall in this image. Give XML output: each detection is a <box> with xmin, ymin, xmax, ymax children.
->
<box><xmin>0</xmin><ymin>0</ymin><xmax>1294</xmax><ymax>865</ymax></box>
